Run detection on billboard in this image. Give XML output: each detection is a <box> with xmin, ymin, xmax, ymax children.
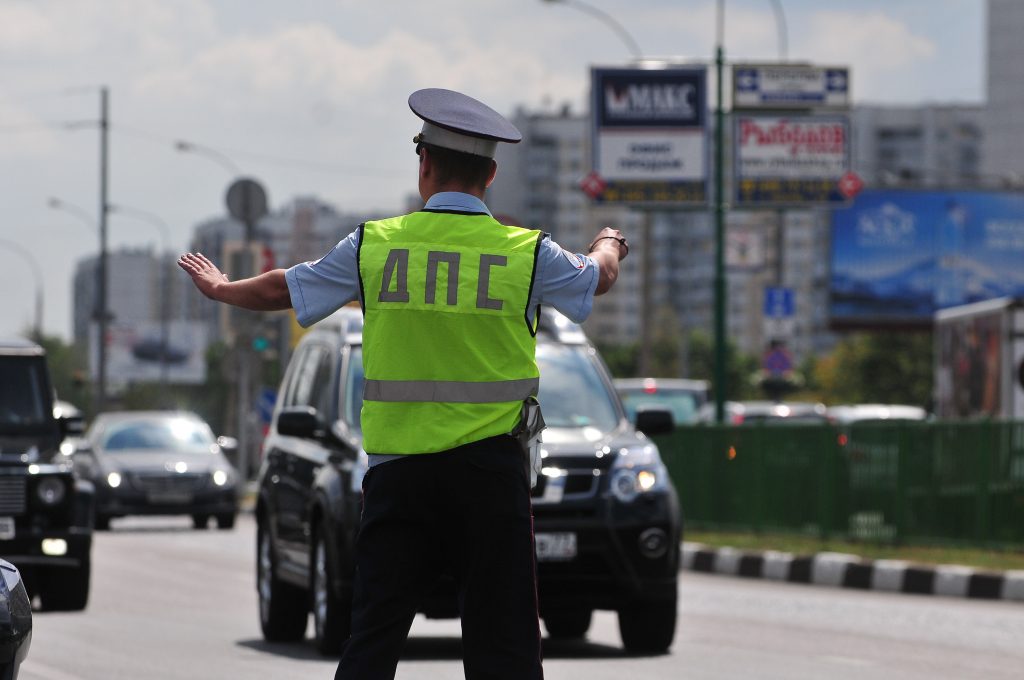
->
<box><xmin>734</xmin><ymin>115</ymin><xmax>849</xmax><ymax>205</ymax></box>
<box><xmin>732</xmin><ymin>64</ymin><xmax>850</xmax><ymax>110</ymax></box>
<box><xmin>590</xmin><ymin>66</ymin><xmax>707</xmax><ymax>204</ymax></box>
<box><xmin>91</xmin><ymin>320</ymin><xmax>209</xmax><ymax>386</ymax></box>
<box><xmin>830</xmin><ymin>190</ymin><xmax>1024</xmax><ymax>327</ymax></box>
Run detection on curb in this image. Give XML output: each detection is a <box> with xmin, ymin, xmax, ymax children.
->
<box><xmin>682</xmin><ymin>542</ymin><xmax>1024</xmax><ymax>603</ymax></box>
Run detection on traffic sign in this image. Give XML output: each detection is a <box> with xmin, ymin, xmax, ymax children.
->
<box><xmin>226</xmin><ymin>178</ymin><xmax>268</xmax><ymax>230</ymax></box>
<box><xmin>762</xmin><ymin>346</ymin><xmax>793</xmax><ymax>375</ymax></box>
<box><xmin>733</xmin><ymin>64</ymin><xmax>850</xmax><ymax>110</ymax></box>
<box><xmin>763</xmin><ymin>287</ymin><xmax>795</xmax><ymax>318</ymax></box>
<box><xmin>837</xmin><ymin>171</ymin><xmax>864</xmax><ymax>200</ymax></box>
<box><xmin>579</xmin><ymin>171</ymin><xmax>607</xmax><ymax>199</ymax></box>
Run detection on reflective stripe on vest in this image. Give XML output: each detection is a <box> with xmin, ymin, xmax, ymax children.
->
<box><xmin>363</xmin><ymin>377</ymin><xmax>539</xmax><ymax>403</ymax></box>
<box><xmin>357</xmin><ymin>210</ymin><xmax>542</xmax><ymax>455</ymax></box>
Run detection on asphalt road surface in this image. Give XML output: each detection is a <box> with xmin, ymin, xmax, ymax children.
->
<box><xmin>17</xmin><ymin>514</ymin><xmax>1024</xmax><ymax>680</ymax></box>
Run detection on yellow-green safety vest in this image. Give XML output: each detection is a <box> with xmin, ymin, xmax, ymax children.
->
<box><xmin>357</xmin><ymin>210</ymin><xmax>542</xmax><ymax>454</ymax></box>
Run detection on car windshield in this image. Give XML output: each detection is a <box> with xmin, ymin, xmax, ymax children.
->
<box><xmin>98</xmin><ymin>417</ymin><xmax>216</xmax><ymax>453</ymax></box>
<box><xmin>343</xmin><ymin>343</ymin><xmax>621</xmax><ymax>434</ymax></box>
<box><xmin>535</xmin><ymin>343</ymin><xmax>620</xmax><ymax>431</ymax></box>
<box><xmin>620</xmin><ymin>390</ymin><xmax>700</xmax><ymax>425</ymax></box>
<box><xmin>0</xmin><ymin>357</ymin><xmax>49</xmax><ymax>429</ymax></box>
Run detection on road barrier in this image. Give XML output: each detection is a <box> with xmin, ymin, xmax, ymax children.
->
<box><xmin>653</xmin><ymin>421</ymin><xmax>1024</xmax><ymax>548</ymax></box>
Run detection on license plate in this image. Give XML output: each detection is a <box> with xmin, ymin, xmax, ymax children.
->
<box><xmin>0</xmin><ymin>517</ymin><xmax>14</xmax><ymax>540</ymax></box>
<box><xmin>147</xmin><ymin>492</ymin><xmax>193</xmax><ymax>505</ymax></box>
<box><xmin>535</xmin><ymin>532</ymin><xmax>577</xmax><ymax>561</ymax></box>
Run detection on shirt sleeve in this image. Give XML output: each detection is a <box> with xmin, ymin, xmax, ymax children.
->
<box><xmin>285</xmin><ymin>228</ymin><xmax>362</xmax><ymax>328</ymax></box>
<box><xmin>530</xmin><ymin>235</ymin><xmax>599</xmax><ymax>324</ymax></box>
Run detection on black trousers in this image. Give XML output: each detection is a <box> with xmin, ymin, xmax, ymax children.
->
<box><xmin>335</xmin><ymin>435</ymin><xmax>544</xmax><ymax>680</ymax></box>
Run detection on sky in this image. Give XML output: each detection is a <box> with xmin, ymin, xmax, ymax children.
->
<box><xmin>0</xmin><ymin>0</ymin><xmax>986</xmax><ymax>341</ymax></box>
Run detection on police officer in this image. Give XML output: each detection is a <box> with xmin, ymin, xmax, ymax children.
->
<box><xmin>178</xmin><ymin>88</ymin><xmax>628</xmax><ymax>680</ymax></box>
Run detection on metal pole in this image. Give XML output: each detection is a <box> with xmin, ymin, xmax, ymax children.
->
<box><xmin>541</xmin><ymin>0</ymin><xmax>644</xmax><ymax>60</ymax></box>
<box><xmin>237</xmin><ymin>219</ymin><xmax>256</xmax><ymax>483</ymax></box>
<box><xmin>0</xmin><ymin>239</ymin><xmax>44</xmax><ymax>340</ymax></box>
<box><xmin>638</xmin><ymin>211</ymin><xmax>654</xmax><ymax>375</ymax></box>
<box><xmin>97</xmin><ymin>86</ymin><xmax>110</xmax><ymax>413</ymax></box>
<box><xmin>713</xmin><ymin>1</ymin><xmax>728</xmax><ymax>423</ymax></box>
<box><xmin>768</xmin><ymin>0</ymin><xmax>788</xmax><ymax>61</ymax></box>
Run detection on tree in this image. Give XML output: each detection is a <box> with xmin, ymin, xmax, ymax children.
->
<box><xmin>814</xmin><ymin>331</ymin><xmax>933</xmax><ymax>407</ymax></box>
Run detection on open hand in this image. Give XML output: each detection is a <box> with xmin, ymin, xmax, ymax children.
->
<box><xmin>177</xmin><ymin>252</ymin><xmax>228</xmax><ymax>301</ymax></box>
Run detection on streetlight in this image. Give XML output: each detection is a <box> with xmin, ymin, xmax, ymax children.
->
<box><xmin>48</xmin><ymin>195</ymin><xmax>108</xmax><ymax>411</ymax></box>
<box><xmin>0</xmin><ymin>239</ymin><xmax>44</xmax><ymax>341</ymax></box>
<box><xmin>109</xmin><ymin>204</ymin><xmax>173</xmax><ymax>394</ymax></box>
<box><xmin>768</xmin><ymin>0</ymin><xmax>789</xmax><ymax>61</ymax></box>
<box><xmin>174</xmin><ymin>140</ymin><xmax>242</xmax><ymax>176</ymax></box>
<box><xmin>541</xmin><ymin>0</ymin><xmax>644</xmax><ymax>60</ymax></box>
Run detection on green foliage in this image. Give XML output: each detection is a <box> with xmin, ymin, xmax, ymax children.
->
<box><xmin>594</xmin><ymin>329</ymin><xmax>761</xmax><ymax>401</ymax></box>
<box><xmin>815</xmin><ymin>331</ymin><xmax>933</xmax><ymax>406</ymax></box>
<box><xmin>34</xmin><ymin>333</ymin><xmax>91</xmax><ymax>412</ymax></box>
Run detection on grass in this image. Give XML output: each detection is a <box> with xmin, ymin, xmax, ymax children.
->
<box><xmin>686</xmin><ymin>529</ymin><xmax>1024</xmax><ymax>572</ymax></box>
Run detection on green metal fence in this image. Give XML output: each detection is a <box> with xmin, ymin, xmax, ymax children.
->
<box><xmin>653</xmin><ymin>421</ymin><xmax>1024</xmax><ymax>548</ymax></box>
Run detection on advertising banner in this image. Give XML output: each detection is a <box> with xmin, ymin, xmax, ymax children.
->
<box><xmin>732</xmin><ymin>64</ymin><xmax>850</xmax><ymax>110</ymax></box>
<box><xmin>590</xmin><ymin>66</ymin><xmax>707</xmax><ymax>204</ymax></box>
<box><xmin>830</xmin><ymin>190</ymin><xmax>1024</xmax><ymax>327</ymax></box>
<box><xmin>734</xmin><ymin>115</ymin><xmax>849</xmax><ymax>205</ymax></box>
<box><xmin>91</xmin><ymin>320</ymin><xmax>209</xmax><ymax>386</ymax></box>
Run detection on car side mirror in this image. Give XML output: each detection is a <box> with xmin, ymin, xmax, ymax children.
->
<box><xmin>276</xmin><ymin>406</ymin><xmax>322</xmax><ymax>439</ymax></box>
<box><xmin>634</xmin><ymin>407</ymin><xmax>674</xmax><ymax>437</ymax></box>
<box><xmin>0</xmin><ymin>559</ymin><xmax>33</xmax><ymax>680</ymax></box>
<box><xmin>58</xmin><ymin>414</ymin><xmax>86</xmax><ymax>438</ymax></box>
<box><xmin>216</xmin><ymin>436</ymin><xmax>238</xmax><ymax>454</ymax></box>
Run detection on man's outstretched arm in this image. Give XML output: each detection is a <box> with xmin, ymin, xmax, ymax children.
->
<box><xmin>178</xmin><ymin>252</ymin><xmax>292</xmax><ymax>311</ymax></box>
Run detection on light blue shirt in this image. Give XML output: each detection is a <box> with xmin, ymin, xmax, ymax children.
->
<box><xmin>285</xmin><ymin>192</ymin><xmax>599</xmax><ymax>328</ymax></box>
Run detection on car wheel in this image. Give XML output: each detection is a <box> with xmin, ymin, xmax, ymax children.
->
<box><xmin>617</xmin><ymin>597</ymin><xmax>677</xmax><ymax>654</ymax></box>
<box><xmin>543</xmin><ymin>608</ymin><xmax>592</xmax><ymax>639</ymax></box>
<box><xmin>257</xmin><ymin>522</ymin><xmax>307</xmax><ymax>641</ymax></box>
<box><xmin>38</xmin><ymin>560</ymin><xmax>91</xmax><ymax>611</ymax></box>
<box><xmin>191</xmin><ymin>514</ymin><xmax>210</xmax><ymax>529</ymax></box>
<box><xmin>216</xmin><ymin>513</ymin><xmax>236</xmax><ymax>530</ymax></box>
<box><xmin>312</xmin><ymin>523</ymin><xmax>351</xmax><ymax>655</ymax></box>
<box><xmin>94</xmin><ymin>514</ymin><xmax>110</xmax><ymax>531</ymax></box>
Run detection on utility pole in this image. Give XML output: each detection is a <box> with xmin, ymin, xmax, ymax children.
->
<box><xmin>97</xmin><ymin>86</ymin><xmax>110</xmax><ymax>413</ymax></box>
<box><xmin>713</xmin><ymin>1</ymin><xmax>728</xmax><ymax>423</ymax></box>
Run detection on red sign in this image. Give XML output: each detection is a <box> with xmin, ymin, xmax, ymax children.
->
<box><xmin>579</xmin><ymin>171</ymin><xmax>607</xmax><ymax>199</ymax></box>
<box><xmin>837</xmin><ymin>171</ymin><xmax>864</xmax><ymax>200</ymax></box>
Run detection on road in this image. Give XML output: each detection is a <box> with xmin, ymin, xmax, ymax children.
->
<box><xmin>17</xmin><ymin>514</ymin><xmax>1024</xmax><ymax>680</ymax></box>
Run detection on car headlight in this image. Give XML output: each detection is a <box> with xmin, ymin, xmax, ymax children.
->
<box><xmin>37</xmin><ymin>477</ymin><xmax>67</xmax><ymax>505</ymax></box>
<box><xmin>107</xmin><ymin>472</ymin><xmax>122</xmax><ymax>488</ymax></box>
<box><xmin>609</xmin><ymin>444</ymin><xmax>669</xmax><ymax>503</ymax></box>
<box><xmin>212</xmin><ymin>469</ymin><xmax>230</xmax><ymax>487</ymax></box>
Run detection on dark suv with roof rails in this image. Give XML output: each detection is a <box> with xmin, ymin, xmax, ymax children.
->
<box><xmin>0</xmin><ymin>340</ymin><xmax>93</xmax><ymax>611</ymax></box>
<box><xmin>256</xmin><ymin>307</ymin><xmax>681</xmax><ymax>654</ymax></box>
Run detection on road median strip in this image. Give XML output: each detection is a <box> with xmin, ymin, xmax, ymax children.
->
<box><xmin>682</xmin><ymin>542</ymin><xmax>1024</xmax><ymax>602</ymax></box>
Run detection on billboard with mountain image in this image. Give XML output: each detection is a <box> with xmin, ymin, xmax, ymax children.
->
<box><xmin>831</xmin><ymin>190</ymin><xmax>1024</xmax><ymax>327</ymax></box>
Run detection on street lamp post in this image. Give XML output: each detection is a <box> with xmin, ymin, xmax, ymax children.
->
<box><xmin>0</xmin><ymin>239</ymin><xmax>44</xmax><ymax>341</ymax></box>
<box><xmin>174</xmin><ymin>140</ymin><xmax>243</xmax><ymax>177</ymax></box>
<box><xmin>109</xmin><ymin>205</ymin><xmax>173</xmax><ymax>395</ymax></box>
<box><xmin>541</xmin><ymin>0</ymin><xmax>644</xmax><ymax>60</ymax></box>
<box><xmin>48</xmin><ymin>196</ymin><xmax>108</xmax><ymax>410</ymax></box>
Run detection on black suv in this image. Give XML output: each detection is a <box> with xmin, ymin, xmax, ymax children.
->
<box><xmin>0</xmin><ymin>340</ymin><xmax>93</xmax><ymax>611</ymax></box>
<box><xmin>256</xmin><ymin>308</ymin><xmax>681</xmax><ymax>654</ymax></box>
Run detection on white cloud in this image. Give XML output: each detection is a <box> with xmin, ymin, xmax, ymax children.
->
<box><xmin>802</xmin><ymin>10</ymin><xmax>937</xmax><ymax>101</ymax></box>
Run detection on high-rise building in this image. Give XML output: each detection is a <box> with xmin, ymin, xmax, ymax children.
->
<box><xmin>984</xmin><ymin>0</ymin><xmax>1024</xmax><ymax>183</ymax></box>
<box><xmin>851</xmin><ymin>105</ymin><xmax>984</xmax><ymax>188</ymax></box>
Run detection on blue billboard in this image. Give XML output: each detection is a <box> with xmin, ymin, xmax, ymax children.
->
<box><xmin>830</xmin><ymin>190</ymin><xmax>1024</xmax><ymax>327</ymax></box>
